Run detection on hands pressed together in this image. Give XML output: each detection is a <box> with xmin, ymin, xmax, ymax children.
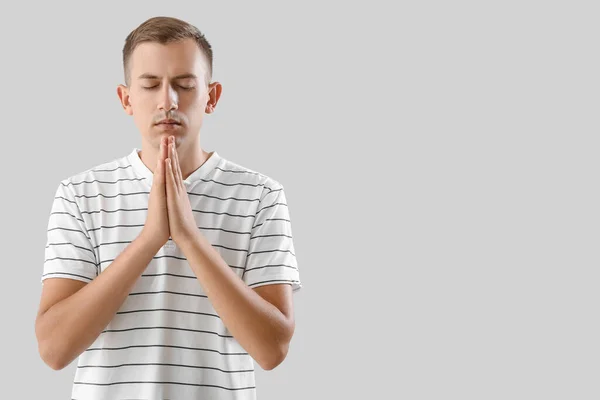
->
<box><xmin>142</xmin><ymin>135</ymin><xmax>198</xmax><ymax>249</ymax></box>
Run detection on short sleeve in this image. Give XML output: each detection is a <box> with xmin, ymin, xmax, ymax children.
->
<box><xmin>41</xmin><ymin>181</ymin><xmax>98</xmax><ymax>285</ymax></box>
<box><xmin>242</xmin><ymin>184</ymin><xmax>302</xmax><ymax>292</ymax></box>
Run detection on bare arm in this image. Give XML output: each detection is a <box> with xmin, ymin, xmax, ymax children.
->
<box><xmin>179</xmin><ymin>232</ymin><xmax>295</xmax><ymax>370</ymax></box>
<box><xmin>35</xmin><ymin>233</ymin><xmax>162</xmax><ymax>370</ymax></box>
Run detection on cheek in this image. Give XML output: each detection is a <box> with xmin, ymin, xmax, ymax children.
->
<box><xmin>182</xmin><ymin>93</ymin><xmax>202</xmax><ymax>107</ymax></box>
<box><xmin>130</xmin><ymin>95</ymin><xmax>156</xmax><ymax>114</ymax></box>
<box><xmin>181</xmin><ymin>97</ymin><xmax>205</xmax><ymax>115</ymax></box>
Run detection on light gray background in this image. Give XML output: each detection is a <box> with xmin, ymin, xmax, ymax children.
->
<box><xmin>0</xmin><ymin>0</ymin><xmax>597</xmax><ymax>399</ymax></box>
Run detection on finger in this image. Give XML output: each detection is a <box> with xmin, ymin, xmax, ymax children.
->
<box><xmin>169</xmin><ymin>143</ymin><xmax>181</xmax><ymax>192</ymax></box>
<box><xmin>165</xmin><ymin>157</ymin><xmax>176</xmax><ymax>197</ymax></box>
<box><xmin>170</xmin><ymin>140</ymin><xmax>183</xmax><ymax>191</ymax></box>
<box><xmin>168</xmin><ymin>142</ymin><xmax>178</xmax><ymax>190</ymax></box>
<box><xmin>156</xmin><ymin>140</ymin><xmax>165</xmax><ymax>185</ymax></box>
<box><xmin>172</xmin><ymin>139</ymin><xmax>184</xmax><ymax>184</ymax></box>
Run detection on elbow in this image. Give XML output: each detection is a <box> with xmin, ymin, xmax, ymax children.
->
<box><xmin>36</xmin><ymin>319</ymin><xmax>67</xmax><ymax>371</ymax></box>
<box><xmin>38</xmin><ymin>339</ymin><xmax>67</xmax><ymax>371</ymax></box>
<box><xmin>256</xmin><ymin>313</ymin><xmax>296</xmax><ymax>371</ymax></box>
<box><xmin>260</xmin><ymin>343</ymin><xmax>289</xmax><ymax>371</ymax></box>
<box><xmin>47</xmin><ymin>358</ymin><xmax>67</xmax><ymax>371</ymax></box>
<box><xmin>261</xmin><ymin>321</ymin><xmax>295</xmax><ymax>371</ymax></box>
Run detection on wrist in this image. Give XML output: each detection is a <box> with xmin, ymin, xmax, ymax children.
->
<box><xmin>177</xmin><ymin>229</ymin><xmax>201</xmax><ymax>252</ymax></box>
<box><xmin>138</xmin><ymin>230</ymin><xmax>166</xmax><ymax>252</ymax></box>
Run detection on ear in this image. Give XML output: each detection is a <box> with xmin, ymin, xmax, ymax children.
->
<box><xmin>117</xmin><ymin>84</ymin><xmax>133</xmax><ymax>116</ymax></box>
<box><xmin>205</xmin><ymin>81</ymin><xmax>222</xmax><ymax>114</ymax></box>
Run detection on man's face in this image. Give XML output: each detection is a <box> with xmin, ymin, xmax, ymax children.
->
<box><xmin>118</xmin><ymin>38</ymin><xmax>219</xmax><ymax>147</ymax></box>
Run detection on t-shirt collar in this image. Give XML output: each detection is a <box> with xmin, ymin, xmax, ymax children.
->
<box><xmin>127</xmin><ymin>147</ymin><xmax>221</xmax><ymax>188</ymax></box>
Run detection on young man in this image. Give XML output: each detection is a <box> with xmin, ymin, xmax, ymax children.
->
<box><xmin>35</xmin><ymin>16</ymin><xmax>302</xmax><ymax>400</ymax></box>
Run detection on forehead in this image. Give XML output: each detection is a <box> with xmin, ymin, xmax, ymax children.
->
<box><xmin>129</xmin><ymin>38</ymin><xmax>208</xmax><ymax>77</ymax></box>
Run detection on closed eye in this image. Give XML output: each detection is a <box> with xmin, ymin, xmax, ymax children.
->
<box><xmin>141</xmin><ymin>85</ymin><xmax>195</xmax><ymax>91</ymax></box>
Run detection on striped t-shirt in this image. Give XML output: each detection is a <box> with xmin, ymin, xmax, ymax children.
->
<box><xmin>41</xmin><ymin>147</ymin><xmax>302</xmax><ymax>400</ymax></box>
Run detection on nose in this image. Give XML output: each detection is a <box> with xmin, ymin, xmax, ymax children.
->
<box><xmin>157</xmin><ymin>83</ymin><xmax>179</xmax><ymax>112</ymax></box>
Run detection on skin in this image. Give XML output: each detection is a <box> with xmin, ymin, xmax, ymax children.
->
<box><xmin>116</xmin><ymin>38</ymin><xmax>296</xmax><ymax>369</ymax></box>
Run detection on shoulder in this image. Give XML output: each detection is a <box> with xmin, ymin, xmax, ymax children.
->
<box><xmin>216</xmin><ymin>156</ymin><xmax>284</xmax><ymax>194</ymax></box>
<box><xmin>56</xmin><ymin>153</ymin><xmax>131</xmax><ymax>195</ymax></box>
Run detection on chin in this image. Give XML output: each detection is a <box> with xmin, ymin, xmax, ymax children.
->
<box><xmin>154</xmin><ymin>126</ymin><xmax>185</xmax><ymax>136</ymax></box>
<box><xmin>161</xmin><ymin>130</ymin><xmax>188</xmax><ymax>144</ymax></box>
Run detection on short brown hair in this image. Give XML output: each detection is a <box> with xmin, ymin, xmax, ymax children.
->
<box><xmin>122</xmin><ymin>16</ymin><xmax>213</xmax><ymax>86</ymax></box>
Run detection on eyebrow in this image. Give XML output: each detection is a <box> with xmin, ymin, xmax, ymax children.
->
<box><xmin>137</xmin><ymin>73</ymin><xmax>198</xmax><ymax>80</ymax></box>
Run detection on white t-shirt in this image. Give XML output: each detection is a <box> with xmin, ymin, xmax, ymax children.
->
<box><xmin>41</xmin><ymin>147</ymin><xmax>302</xmax><ymax>400</ymax></box>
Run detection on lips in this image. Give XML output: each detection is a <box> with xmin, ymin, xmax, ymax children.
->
<box><xmin>157</xmin><ymin>119</ymin><xmax>180</xmax><ymax>125</ymax></box>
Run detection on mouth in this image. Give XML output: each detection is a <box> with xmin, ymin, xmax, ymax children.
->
<box><xmin>156</xmin><ymin>119</ymin><xmax>181</xmax><ymax>125</ymax></box>
<box><xmin>156</xmin><ymin>121</ymin><xmax>182</xmax><ymax>130</ymax></box>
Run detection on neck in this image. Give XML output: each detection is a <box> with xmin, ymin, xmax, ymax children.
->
<box><xmin>138</xmin><ymin>136</ymin><xmax>210</xmax><ymax>181</ymax></box>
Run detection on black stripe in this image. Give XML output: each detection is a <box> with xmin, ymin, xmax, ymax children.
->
<box><xmin>249</xmin><ymin>233</ymin><xmax>292</xmax><ymax>241</ymax></box>
<box><xmin>187</xmin><ymin>192</ymin><xmax>260</xmax><ymax>202</ymax></box>
<box><xmin>195</xmin><ymin>178</ymin><xmax>262</xmax><ymax>188</ymax></box>
<box><xmin>73</xmin><ymin>191</ymin><xmax>150</xmax><ymax>199</ymax></box>
<box><xmin>71</xmin><ymin>190</ymin><xmax>260</xmax><ymax>203</ymax></box>
<box><xmin>93</xmin><ymin>240</ymin><xmax>132</xmax><ymax>249</ymax></box>
<box><xmin>116</xmin><ymin>308</ymin><xmax>220</xmax><ymax>318</ymax></box>
<box><xmin>88</xmin><ymin>223</ymin><xmax>144</xmax><ymax>233</ymax></box>
<box><xmin>255</xmin><ymin>202</ymin><xmax>287</xmax><ymax>217</ymax></box>
<box><xmin>46</xmin><ymin>242</ymin><xmax>95</xmax><ymax>255</ymax></box>
<box><xmin>85</xmin><ymin>344</ymin><xmax>247</xmax><ymax>356</ymax></box>
<box><xmin>197</xmin><ymin>225</ymin><xmax>252</xmax><ymax>235</ymax></box>
<box><xmin>66</xmin><ymin>175</ymin><xmax>264</xmax><ymax>189</ymax></box>
<box><xmin>251</xmin><ymin>218</ymin><xmax>290</xmax><ymax>231</ymax></box>
<box><xmin>100</xmin><ymin>255</ymin><xmax>244</xmax><ymax>270</ymax></box>
<box><xmin>49</xmin><ymin>211</ymin><xmax>85</xmax><ymax>223</ymax></box>
<box><xmin>88</xmin><ymin>223</ymin><xmax>252</xmax><ymax>236</ymax></box>
<box><xmin>244</xmin><ymin>263</ymin><xmax>298</xmax><ymax>273</ymax></box>
<box><xmin>47</xmin><ymin>226</ymin><xmax>91</xmax><ymax>240</ymax></box>
<box><xmin>216</xmin><ymin>166</ymin><xmax>261</xmax><ymax>175</ymax></box>
<box><xmin>262</xmin><ymin>187</ymin><xmax>283</xmax><ymax>198</ymax></box>
<box><xmin>249</xmin><ymin>187</ymin><xmax>284</xmax><ymax>233</ymax></box>
<box><xmin>42</xmin><ymin>272</ymin><xmax>93</xmax><ymax>281</ymax></box>
<box><xmin>128</xmin><ymin>289</ymin><xmax>207</xmax><ymax>299</ymax></box>
<box><xmin>45</xmin><ymin>256</ymin><xmax>97</xmax><ymax>266</ymax></box>
<box><xmin>101</xmin><ymin>254</ymin><xmax>189</xmax><ymax>265</ymax></box>
<box><xmin>248</xmin><ymin>279</ymin><xmax>297</xmax><ymax>287</ymax></box>
<box><xmin>54</xmin><ymin>195</ymin><xmax>77</xmax><ymax>205</ymax></box>
<box><xmin>100</xmin><ymin>325</ymin><xmax>232</xmax><ymax>339</ymax></box>
<box><xmin>81</xmin><ymin>207</ymin><xmax>147</xmax><ymax>215</ymax></box>
<box><xmin>81</xmin><ymin>206</ymin><xmax>255</xmax><ymax>219</ymax></box>
<box><xmin>72</xmin><ymin>380</ymin><xmax>254</xmax><ymax>390</ymax></box>
<box><xmin>77</xmin><ymin>362</ymin><xmax>252</xmax><ymax>373</ymax></box>
<box><xmin>142</xmin><ymin>272</ymin><xmax>197</xmax><ymax>279</ymax></box>
<box><xmin>90</xmin><ymin>164</ymin><xmax>133</xmax><ymax>173</ymax></box>
<box><xmin>194</xmin><ymin>209</ymin><xmax>254</xmax><ymax>218</ymax></box>
<box><xmin>63</xmin><ymin>177</ymin><xmax>146</xmax><ymax>186</ymax></box>
<box><xmin>247</xmin><ymin>248</ymin><xmax>296</xmax><ymax>257</ymax></box>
